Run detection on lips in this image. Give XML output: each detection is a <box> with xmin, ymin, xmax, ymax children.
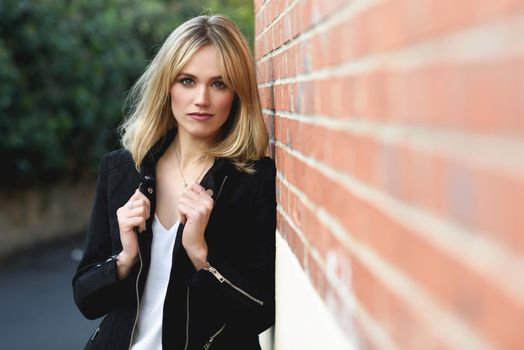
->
<box><xmin>188</xmin><ymin>112</ymin><xmax>214</xmax><ymax>121</ymax></box>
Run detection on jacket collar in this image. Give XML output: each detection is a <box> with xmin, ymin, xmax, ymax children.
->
<box><xmin>139</xmin><ymin>127</ymin><xmax>177</xmax><ymax>178</ymax></box>
<box><xmin>138</xmin><ymin>127</ymin><xmax>229</xmax><ymax>202</ymax></box>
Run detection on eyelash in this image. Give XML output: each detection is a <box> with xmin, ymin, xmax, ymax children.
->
<box><xmin>178</xmin><ymin>78</ymin><xmax>227</xmax><ymax>89</ymax></box>
<box><xmin>179</xmin><ymin>78</ymin><xmax>193</xmax><ymax>86</ymax></box>
<box><xmin>212</xmin><ymin>81</ymin><xmax>227</xmax><ymax>89</ymax></box>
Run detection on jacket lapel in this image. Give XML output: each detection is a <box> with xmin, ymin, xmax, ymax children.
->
<box><xmin>139</xmin><ymin>127</ymin><xmax>229</xmax><ymax>198</ymax></box>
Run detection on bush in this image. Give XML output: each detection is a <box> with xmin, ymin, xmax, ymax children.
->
<box><xmin>0</xmin><ymin>0</ymin><xmax>254</xmax><ymax>187</ymax></box>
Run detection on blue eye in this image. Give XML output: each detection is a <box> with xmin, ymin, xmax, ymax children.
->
<box><xmin>179</xmin><ymin>78</ymin><xmax>193</xmax><ymax>86</ymax></box>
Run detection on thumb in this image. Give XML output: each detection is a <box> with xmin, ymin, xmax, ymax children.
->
<box><xmin>130</xmin><ymin>188</ymin><xmax>141</xmax><ymax>199</ymax></box>
<box><xmin>205</xmin><ymin>189</ymin><xmax>214</xmax><ymax>197</ymax></box>
<box><xmin>179</xmin><ymin>209</ymin><xmax>187</xmax><ymax>225</ymax></box>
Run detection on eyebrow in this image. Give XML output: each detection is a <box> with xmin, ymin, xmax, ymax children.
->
<box><xmin>177</xmin><ymin>72</ymin><xmax>223</xmax><ymax>80</ymax></box>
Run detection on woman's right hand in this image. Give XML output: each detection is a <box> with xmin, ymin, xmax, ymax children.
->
<box><xmin>115</xmin><ymin>189</ymin><xmax>151</xmax><ymax>279</ymax></box>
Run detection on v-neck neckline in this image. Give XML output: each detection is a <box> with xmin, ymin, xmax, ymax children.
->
<box><xmin>154</xmin><ymin>214</ymin><xmax>179</xmax><ymax>233</ymax></box>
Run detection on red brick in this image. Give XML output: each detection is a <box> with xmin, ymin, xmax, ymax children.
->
<box><xmin>277</xmin><ymin>210</ymin><xmax>307</xmax><ymax>266</ymax></box>
<box><xmin>258</xmin><ymin>0</ymin><xmax>524</xmax><ymax>71</ymax></box>
<box><xmin>262</xmin><ymin>22</ymin><xmax>524</xmax><ymax>135</ymax></box>
<box><xmin>277</xmin><ymin>146</ymin><xmax>524</xmax><ymax>349</ymax></box>
<box><xmin>257</xmin><ymin>0</ymin><xmax>524</xmax><ymax>347</ymax></box>
<box><xmin>307</xmin><ymin>241</ymin><xmax>446</xmax><ymax>349</ymax></box>
<box><xmin>258</xmin><ymin>86</ymin><xmax>273</xmax><ymax>109</ymax></box>
<box><xmin>276</xmin><ymin>116</ymin><xmax>524</xmax><ymax>252</ymax></box>
<box><xmin>254</xmin><ymin>0</ymin><xmax>265</xmax><ymax>15</ymax></box>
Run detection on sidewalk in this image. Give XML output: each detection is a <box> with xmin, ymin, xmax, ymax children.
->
<box><xmin>0</xmin><ymin>237</ymin><xmax>97</xmax><ymax>350</ymax></box>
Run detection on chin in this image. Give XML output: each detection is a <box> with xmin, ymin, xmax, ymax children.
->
<box><xmin>185</xmin><ymin>127</ymin><xmax>221</xmax><ymax>141</ymax></box>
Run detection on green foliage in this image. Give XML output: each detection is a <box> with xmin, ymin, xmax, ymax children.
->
<box><xmin>0</xmin><ymin>0</ymin><xmax>254</xmax><ymax>187</ymax></box>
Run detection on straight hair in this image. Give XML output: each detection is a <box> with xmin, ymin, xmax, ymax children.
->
<box><xmin>119</xmin><ymin>15</ymin><xmax>268</xmax><ymax>173</ymax></box>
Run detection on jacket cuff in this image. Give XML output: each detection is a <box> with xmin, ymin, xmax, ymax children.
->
<box><xmin>73</xmin><ymin>257</ymin><xmax>120</xmax><ymax>312</ymax></box>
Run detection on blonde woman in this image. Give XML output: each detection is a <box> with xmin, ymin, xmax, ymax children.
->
<box><xmin>72</xmin><ymin>15</ymin><xmax>276</xmax><ymax>350</ymax></box>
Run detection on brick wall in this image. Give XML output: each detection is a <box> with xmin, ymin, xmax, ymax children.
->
<box><xmin>255</xmin><ymin>0</ymin><xmax>524</xmax><ymax>349</ymax></box>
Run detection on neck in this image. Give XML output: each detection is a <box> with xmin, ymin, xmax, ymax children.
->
<box><xmin>171</xmin><ymin>130</ymin><xmax>215</xmax><ymax>169</ymax></box>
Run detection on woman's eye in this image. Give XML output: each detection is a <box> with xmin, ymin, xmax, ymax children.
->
<box><xmin>212</xmin><ymin>81</ymin><xmax>227</xmax><ymax>89</ymax></box>
<box><xmin>179</xmin><ymin>78</ymin><xmax>193</xmax><ymax>86</ymax></box>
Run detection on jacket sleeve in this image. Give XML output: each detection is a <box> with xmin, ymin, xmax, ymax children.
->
<box><xmin>72</xmin><ymin>153</ymin><xmax>125</xmax><ymax>320</ymax></box>
<box><xmin>187</xmin><ymin>157</ymin><xmax>276</xmax><ymax>343</ymax></box>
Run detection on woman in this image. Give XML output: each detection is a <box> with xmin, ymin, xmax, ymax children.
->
<box><xmin>72</xmin><ymin>15</ymin><xmax>276</xmax><ymax>350</ymax></box>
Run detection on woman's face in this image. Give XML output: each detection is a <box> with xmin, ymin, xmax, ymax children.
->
<box><xmin>170</xmin><ymin>45</ymin><xmax>236</xmax><ymax>144</ymax></box>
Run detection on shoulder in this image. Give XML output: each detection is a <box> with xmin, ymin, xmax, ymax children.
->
<box><xmin>97</xmin><ymin>148</ymin><xmax>140</xmax><ymax>197</ymax></box>
<box><xmin>247</xmin><ymin>156</ymin><xmax>276</xmax><ymax>192</ymax></box>
<box><xmin>221</xmin><ymin>156</ymin><xmax>275</xmax><ymax>189</ymax></box>
<box><xmin>99</xmin><ymin>148</ymin><xmax>135</xmax><ymax>174</ymax></box>
<box><xmin>251</xmin><ymin>156</ymin><xmax>276</xmax><ymax>179</ymax></box>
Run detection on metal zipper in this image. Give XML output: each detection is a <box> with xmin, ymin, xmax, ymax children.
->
<box><xmin>203</xmin><ymin>323</ymin><xmax>226</xmax><ymax>350</ymax></box>
<box><xmin>90</xmin><ymin>326</ymin><xmax>100</xmax><ymax>341</ymax></box>
<box><xmin>204</xmin><ymin>265</ymin><xmax>264</xmax><ymax>306</ymax></box>
<box><xmin>128</xmin><ymin>229</ymin><xmax>143</xmax><ymax>350</ymax></box>
<box><xmin>183</xmin><ymin>176</ymin><xmax>228</xmax><ymax>350</ymax></box>
<box><xmin>184</xmin><ymin>286</ymin><xmax>191</xmax><ymax>350</ymax></box>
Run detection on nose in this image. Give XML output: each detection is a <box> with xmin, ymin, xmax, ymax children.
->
<box><xmin>194</xmin><ymin>85</ymin><xmax>210</xmax><ymax>106</ymax></box>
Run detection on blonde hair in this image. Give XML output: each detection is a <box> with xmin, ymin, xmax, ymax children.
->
<box><xmin>120</xmin><ymin>15</ymin><xmax>268</xmax><ymax>173</ymax></box>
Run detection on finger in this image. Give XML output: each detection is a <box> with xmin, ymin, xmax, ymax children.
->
<box><xmin>120</xmin><ymin>202</ymin><xmax>148</xmax><ymax>218</ymax></box>
<box><xmin>123</xmin><ymin>217</ymin><xmax>146</xmax><ymax>230</ymax></box>
<box><xmin>183</xmin><ymin>186</ymin><xmax>213</xmax><ymax>202</ymax></box>
<box><xmin>180</xmin><ymin>192</ymin><xmax>213</xmax><ymax>214</ymax></box>
<box><xmin>178</xmin><ymin>196</ymin><xmax>191</xmax><ymax>209</ymax></box>
<box><xmin>130</xmin><ymin>190</ymin><xmax>151</xmax><ymax>209</ymax></box>
<box><xmin>180</xmin><ymin>189</ymin><xmax>201</xmax><ymax>203</ymax></box>
<box><xmin>132</xmin><ymin>198</ymin><xmax>149</xmax><ymax>212</ymax></box>
<box><xmin>182</xmin><ymin>183</ymin><xmax>201</xmax><ymax>195</ymax></box>
<box><xmin>180</xmin><ymin>195</ymin><xmax>212</xmax><ymax>213</ymax></box>
<box><xmin>181</xmin><ymin>202</ymin><xmax>206</xmax><ymax>222</ymax></box>
<box><xmin>178</xmin><ymin>204</ymin><xmax>188</xmax><ymax>225</ymax></box>
<box><xmin>123</xmin><ymin>200</ymin><xmax>134</xmax><ymax>211</ymax></box>
<box><xmin>126</xmin><ymin>206</ymin><xmax>150</xmax><ymax>220</ymax></box>
<box><xmin>179</xmin><ymin>203</ymin><xmax>200</xmax><ymax>222</ymax></box>
<box><xmin>129</xmin><ymin>189</ymin><xmax>142</xmax><ymax>201</ymax></box>
<box><xmin>133</xmin><ymin>194</ymin><xmax>151</xmax><ymax>209</ymax></box>
<box><xmin>188</xmin><ymin>182</ymin><xmax>205</xmax><ymax>194</ymax></box>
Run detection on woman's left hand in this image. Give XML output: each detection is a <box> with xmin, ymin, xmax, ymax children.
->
<box><xmin>179</xmin><ymin>182</ymin><xmax>214</xmax><ymax>270</ymax></box>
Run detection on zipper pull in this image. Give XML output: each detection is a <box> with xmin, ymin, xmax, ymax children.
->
<box><xmin>90</xmin><ymin>326</ymin><xmax>100</xmax><ymax>341</ymax></box>
<box><xmin>95</xmin><ymin>254</ymin><xmax>118</xmax><ymax>268</ymax></box>
<box><xmin>203</xmin><ymin>323</ymin><xmax>226</xmax><ymax>349</ymax></box>
<box><xmin>204</xmin><ymin>264</ymin><xmax>225</xmax><ymax>283</ymax></box>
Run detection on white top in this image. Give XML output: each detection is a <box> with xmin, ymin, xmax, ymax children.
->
<box><xmin>131</xmin><ymin>215</ymin><xmax>179</xmax><ymax>350</ymax></box>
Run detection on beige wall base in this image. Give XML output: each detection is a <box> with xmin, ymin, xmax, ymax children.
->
<box><xmin>270</xmin><ymin>233</ymin><xmax>355</xmax><ymax>350</ymax></box>
<box><xmin>0</xmin><ymin>181</ymin><xmax>95</xmax><ymax>259</ymax></box>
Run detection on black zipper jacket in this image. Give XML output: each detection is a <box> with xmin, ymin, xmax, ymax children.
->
<box><xmin>72</xmin><ymin>128</ymin><xmax>276</xmax><ymax>349</ymax></box>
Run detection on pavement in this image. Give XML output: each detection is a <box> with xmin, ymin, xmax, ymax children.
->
<box><xmin>0</xmin><ymin>236</ymin><xmax>275</xmax><ymax>350</ymax></box>
<box><xmin>0</xmin><ymin>236</ymin><xmax>98</xmax><ymax>350</ymax></box>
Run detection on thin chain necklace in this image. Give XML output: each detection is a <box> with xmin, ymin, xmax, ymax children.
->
<box><xmin>174</xmin><ymin>147</ymin><xmax>213</xmax><ymax>187</ymax></box>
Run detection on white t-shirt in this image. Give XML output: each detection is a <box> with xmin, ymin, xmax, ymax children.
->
<box><xmin>131</xmin><ymin>215</ymin><xmax>179</xmax><ymax>350</ymax></box>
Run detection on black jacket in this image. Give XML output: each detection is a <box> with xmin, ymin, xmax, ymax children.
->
<box><xmin>72</xmin><ymin>128</ymin><xmax>276</xmax><ymax>349</ymax></box>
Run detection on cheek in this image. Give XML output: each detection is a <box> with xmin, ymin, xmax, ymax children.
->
<box><xmin>217</xmin><ymin>93</ymin><xmax>235</xmax><ymax>114</ymax></box>
<box><xmin>169</xmin><ymin>88</ymin><xmax>178</xmax><ymax>109</ymax></box>
<box><xmin>170</xmin><ymin>86</ymin><xmax>191</xmax><ymax>104</ymax></box>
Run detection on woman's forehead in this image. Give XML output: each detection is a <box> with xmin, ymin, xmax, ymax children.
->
<box><xmin>179</xmin><ymin>45</ymin><xmax>223</xmax><ymax>78</ymax></box>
